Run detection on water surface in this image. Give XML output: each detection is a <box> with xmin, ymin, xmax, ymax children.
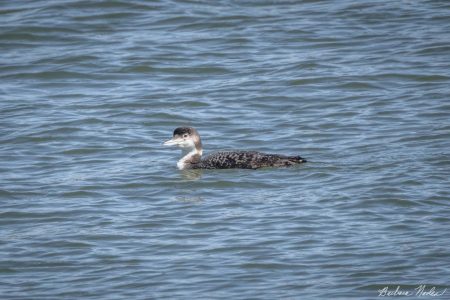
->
<box><xmin>1</xmin><ymin>0</ymin><xmax>450</xmax><ymax>299</ymax></box>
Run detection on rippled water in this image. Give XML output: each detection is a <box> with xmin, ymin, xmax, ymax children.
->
<box><xmin>1</xmin><ymin>0</ymin><xmax>450</xmax><ymax>299</ymax></box>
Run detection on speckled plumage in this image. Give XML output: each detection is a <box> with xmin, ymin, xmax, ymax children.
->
<box><xmin>164</xmin><ymin>127</ymin><xmax>307</xmax><ymax>170</ymax></box>
<box><xmin>192</xmin><ymin>151</ymin><xmax>306</xmax><ymax>169</ymax></box>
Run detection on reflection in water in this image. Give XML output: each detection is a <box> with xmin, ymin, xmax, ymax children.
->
<box><xmin>175</xmin><ymin>195</ymin><xmax>204</xmax><ymax>203</ymax></box>
<box><xmin>171</xmin><ymin>170</ymin><xmax>204</xmax><ymax>202</ymax></box>
<box><xmin>163</xmin><ymin>170</ymin><xmax>204</xmax><ymax>203</ymax></box>
<box><xmin>181</xmin><ymin>169</ymin><xmax>203</xmax><ymax>181</ymax></box>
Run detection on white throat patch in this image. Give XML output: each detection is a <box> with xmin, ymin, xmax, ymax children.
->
<box><xmin>177</xmin><ymin>149</ymin><xmax>200</xmax><ymax>170</ymax></box>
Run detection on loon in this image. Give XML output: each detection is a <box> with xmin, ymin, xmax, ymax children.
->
<box><xmin>163</xmin><ymin>127</ymin><xmax>307</xmax><ymax>170</ymax></box>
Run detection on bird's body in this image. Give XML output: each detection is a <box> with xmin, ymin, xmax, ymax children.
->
<box><xmin>194</xmin><ymin>151</ymin><xmax>304</xmax><ymax>169</ymax></box>
<box><xmin>163</xmin><ymin>127</ymin><xmax>306</xmax><ymax>170</ymax></box>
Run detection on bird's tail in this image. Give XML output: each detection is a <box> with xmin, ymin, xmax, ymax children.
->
<box><xmin>271</xmin><ymin>155</ymin><xmax>307</xmax><ymax>167</ymax></box>
<box><xmin>287</xmin><ymin>155</ymin><xmax>307</xmax><ymax>163</ymax></box>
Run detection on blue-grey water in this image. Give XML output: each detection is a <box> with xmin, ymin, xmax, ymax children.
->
<box><xmin>1</xmin><ymin>1</ymin><xmax>450</xmax><ymax>299</ymax></box>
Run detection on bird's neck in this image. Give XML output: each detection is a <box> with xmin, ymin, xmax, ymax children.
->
<box><xmin>177</xmin><ymin>147</ymin><xmax>203</xmax><ymax>170</ymax></box>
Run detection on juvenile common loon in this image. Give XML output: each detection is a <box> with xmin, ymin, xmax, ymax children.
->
<box><xmin>163</xmin><ymin>127</ymin><xmax>307</xmax><ymax>170</ymax></box>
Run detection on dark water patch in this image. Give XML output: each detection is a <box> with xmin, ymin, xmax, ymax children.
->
<box><xmin>72</xmin><ymin>12</ymin><xmax>143</xmax><ymax>21</ymax></box>
<box><xmin>119</xmin><ymin>65</ymin><xmax>155</xmax><ymax>73</ymax></box>
<box><xmin>58</xmin><ymin>190</ymin><xmax>107</xmax><ymax>198</ymax></box>
<box><xmin>60</xmin><ymin>147</ymin><xmax>111</xmax><ymax>155</ymax></box>
<box><xmin>1</xmin><ymin>70</ymin><xmax>97</xmax><ymax>80</ymax></box>
<box><xmin>33</xmin><ymin>240</ymin><xmax>93</xmax><ymax>249</ymax></box>
<box><xmin>414</xmin><ymin>44</ymin><xmax>450</xmax><ymax>56</ymax></box>
<box><xmin>151</xmin><ymin>66</ymin><xmax>232</xmax><ymax>75</ymax></box>
<box><xmin>61</xmin><ymin>0</ymin><xmax>161</xmax><ymax>11</ymax></box>
<box><xmin>239</xmin><ymin>262</ymin><xmax>299</xmax><ymax>271</ymax></box>
<box><xmin>370</xmin><ymin>73</ymin><xmax>450</xmax><ymax>83</ymax></box>
<box><xmin>152</xmin><ymin>15</ymin><xmax>200</xmax><ymax>27</ymax></box>
<box><xmin>35</xmin><ymin>54</ymin><xmax>101</xmax><ymax>65</ymax></box>
<box><xmin>289</xmin><ymin>76</ymin><xmax>340</xmax><ymax>86</ymax></box>
<box><xmin>336</xmin><ymin>81</ymin><xmax>383</xmax><ymax>90</ymax></box>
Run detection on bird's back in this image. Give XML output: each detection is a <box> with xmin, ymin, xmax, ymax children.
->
<box><xmin>193</xmin><ymin>151</ymin><xmax>306</xmax><ymax>169</ymax></box>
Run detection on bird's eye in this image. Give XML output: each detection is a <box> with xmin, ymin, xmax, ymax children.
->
<box><xmin>183</xmin><ymin>134</ymin><xmax>188</xmax><ymax>138</ymax></box>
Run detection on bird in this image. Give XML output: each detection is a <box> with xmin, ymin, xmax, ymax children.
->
<box><xmin>163</xmin><ymin>127</ymin><xmax>306</xmax><ymax>170</ymax></box>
